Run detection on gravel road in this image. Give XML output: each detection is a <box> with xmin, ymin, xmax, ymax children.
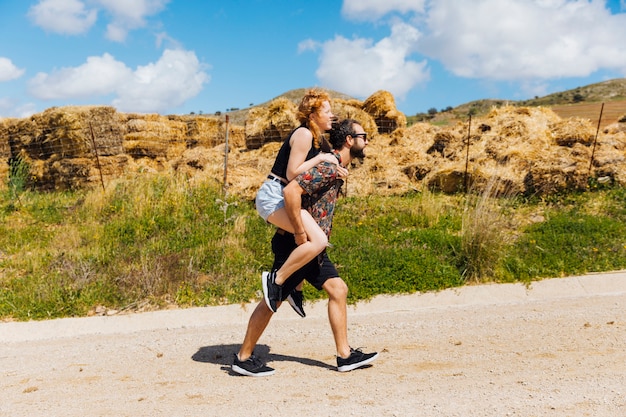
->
<box><xmin>1</xmin><ymin>271</ymin><xmax>625</xmax><ymax>416</ymax></box>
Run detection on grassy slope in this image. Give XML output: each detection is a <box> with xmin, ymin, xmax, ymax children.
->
<box><xmin>411</xmin><ymin>78</ymin><xmax>626</xmax><ymax>128</ymax></box>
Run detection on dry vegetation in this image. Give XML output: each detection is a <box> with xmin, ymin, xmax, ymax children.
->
<box><xmin>2</xmin><ymin>87</ymin><xmax>626</xmax><ymax>199</ymax></box>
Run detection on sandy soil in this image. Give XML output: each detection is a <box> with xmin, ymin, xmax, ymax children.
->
<box><xmin>1</xmin><ymin>271</ymin><xmax>625</xmax><ymax>417</ymax></box>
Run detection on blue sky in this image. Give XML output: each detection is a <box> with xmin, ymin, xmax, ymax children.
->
<box><xmin>1</xmin><ymin>0</ymin><xmax>626</xmax><ymax>119</ymax></box>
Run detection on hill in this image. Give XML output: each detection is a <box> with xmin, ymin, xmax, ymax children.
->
<box><xmin>422</xmin><ymin>78</ymin><xmax>626</xmax><ymax>129</ymax></box>
<box><xmin>224</xmin><ymin>88</ymin><xmax>355</xmax><ymax>125</ymax></box>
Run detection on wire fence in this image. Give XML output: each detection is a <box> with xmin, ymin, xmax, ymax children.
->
<box><xmin>1</xmin><ymin>112</ymin><xmax>235</xmax><ymax>192</ymax></box>
<box><xmin>1</xmin><ymin>102</ymin><xmax>623</xmax><ymax>196</ymax></box>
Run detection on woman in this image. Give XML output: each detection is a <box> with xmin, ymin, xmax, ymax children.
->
<box><xmin>255</xmin><ymin>89</ymin><xmax>347</xmax><ymax>316</ymax></box>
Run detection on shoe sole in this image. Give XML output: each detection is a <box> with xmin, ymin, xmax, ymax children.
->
<box><xmin>337</xmin><ymin>352</ymin><xmax>379</xmax><ymax>372</ymax></box>
<box><xmin>286</xmin><ymin>295</ymin><xmax>306</xmax><ymax>318</ymax></box>
<box><xmin>232</xmin><ymin>364</ymin><xmax>275</xmax><ymax>377</ymax></box>
<box><xmin>261</xmin><ymin>272</ymin><xmax>277</xmax><ymax>313</ymax></box>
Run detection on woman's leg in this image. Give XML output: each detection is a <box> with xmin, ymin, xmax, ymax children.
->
<box><xmin>266</xmin><ymin>207</ymin><xmax>328</xmax><ymax>286</ymax></box>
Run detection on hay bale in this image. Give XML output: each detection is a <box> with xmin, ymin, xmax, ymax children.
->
<box><xmin>332</xmin><ymin>100</ymin><xmax>378</xmax><ymax>138</ymax></box>
<box><xmin>523</xmin><ymin>154</ymin><xmax>590</xmax><ymax>195</ymax></box>
<box><xmin>3</xmin><ymin>117</ymin><xmax>46</xmax><ymax>160</ymax></box>
<box><xmin>362</xmin><ymin>90</ymin><xmax>407</xmax><ymax>134</ymax></box>
<box><xmin>170</xmin><ymin>114</ymin><xmax>223</xmax><ymax>148</ymax></box>
<box><xmin>425</xmin><ymin>163</ymin><xmax>523</xmax><ymax>196</ymax></box>
<box><xmin>245</xmin><ymin>98</ymin><xmax>299</xmax><ymax>149</ymax></box>
<box><xmin>3</xmin><ymin>106</ymin><xmax>123</xmax><ymax>162</ymax></box>
<box><xmin>39</xmin><ymin>106</ymin><xmax>123</xmax><ymax>158</ymax></box>
<box><xmin>427</xmin><ymin>130</ymin><xmax>459</xmax><ymax>158</ymax></box>
<box><xmin>550</xmin><ymin>117</ymin><xmax>595</xmax><ymax>147</ymax></box>
<box><xmin>0</xmin><ymin>118</ymin><xmax>14</xmax><ymax>159</ymax></box>
<box><xmin>123</xmin><ymin>114</ymin><xmax>188</xmax><ymax>159</ymax></box>
<box><xmin>186</xmin><ymin>116</ymin><xmax>222</xmax><ymax>147</ymax></box>
<box><xmin>228</xmin><ymin>125</ymin><xmax>246</xmax><ymax>148</ymax></box>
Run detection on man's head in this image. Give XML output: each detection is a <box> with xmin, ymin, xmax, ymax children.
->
<box><xmin>329</xmin><ymin>118</ymin><xmax>368</xmax><ymax>159</ymax></box>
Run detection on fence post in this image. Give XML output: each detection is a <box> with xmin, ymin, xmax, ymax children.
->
<box><xmin>464</xmin><ymin>114</ymin><xmax>472</xmax><ymax>194</ymax></box>
<box><xmin>587</xmin><ymin>102</ymin><xmax>604</xmax><ymax>178</ymax></box>
<box><xmin>89</xmin><ymin>122</ymin><xmax>105</xmax><ymax>191</ymax></box>
<box><xmin>223</xmin><ymin>115</ymin><xmax>230</xmax><ymax>195</ymax></box>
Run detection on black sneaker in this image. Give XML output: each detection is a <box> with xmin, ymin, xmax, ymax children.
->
<box><xmin>287</xmin><ymin>289</ymin><xmax>306</xmax><ymax>318</ymax></box>
<box><xmin>262</xmin><ymin>270</ymin><xmax>282</xmax><ymax>313</ymax></box>
<box><xmin>337</xmin><ymin>348</ymin><xmax>379</xmax><ymax>372</ymax></box>
<box><xmin>232</xmin><ymin>353</ymin><xmax>275</xmax><ymax>377</ymax></box>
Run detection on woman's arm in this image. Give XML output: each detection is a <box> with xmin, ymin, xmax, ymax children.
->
<box><xmin>286</xmin><ymin>128</ymin><xmax>342</xmax><ymax>181</ymax></box>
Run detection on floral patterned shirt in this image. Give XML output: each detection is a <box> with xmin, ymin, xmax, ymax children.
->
<box><xmin>294</xmin><ymin>153</ymin><xmax>344</xmax><ymax>237</ymax></box>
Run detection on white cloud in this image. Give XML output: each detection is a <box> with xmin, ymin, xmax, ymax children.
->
<box><xmin>28</xmin><ymin>0</ymin><xmax>170</xmax><ymax>41</ymax></box>
<box><xmin>27</xmin><ymin>49</ymin><xmax>209</xmax><ymax>113</ymax></box>
<box><xmin>298</xmin><ymin>39</ymin><xmax>320</xmax><ymax>54</ymax></box>
<box><xmin>0</xmin><ymin>98</ymin><xmax>37</xmax><ymax>119</ymax></box>
<box><xmin>112</xmin><ymin>49</ymin><xmax>209</xmax><ymax>113</ymax></box>
<box><xmin>342</xmin><ymin>0</ymin><xmax>425</xmax><ymax>20</ymax></box>
<box><xmin>28</xmin><ymin>0</ymin><xmax>98</xmax><ymax>35</ymax></box>
<box><xmin>28</xmin><ymin>53</ymin><xmax>133</xmax><ymax>99</ymax></box>
<box><xmin>94</xmin><ymin>0</ymin><xmax>170</xmax><ymax>42</ymax></box>
<box><xmin>332</xmin><ymin>0</ymin><xmax>626</xmax><ymax>97</ymax></box>
<box><xmin>0</xmin><ymin>58</ymin><xmax>25</xmax><ymax>82</ymax></box>
<box><xmin>417</xmin><ymin>0</ymin><xmax>626</xmax><ymax>80</ymax></box>
<box><xmin>314</xmin><ymin>22</ymin><xmax>429</xmax><ymax>99</ymax></box>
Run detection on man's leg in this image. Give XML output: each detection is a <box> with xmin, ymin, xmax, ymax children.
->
<box><xmin>322</xmin><ymin>276</ymin><xmax>379</xmax><ymax>372</ymax></box>
<box><xmin>232</xmin><ymin>301</ymin><xmax>276</xmax><ymax>376</ymax></box>
<box><xmin>237</xmin><ymin>301</ymin><xmax>274</xmax><ymax>361</ymax></box>
<box><xmin>322</xmin><ymin>277</ymin><xmax>351</xmax><ymax>358</ymax></box>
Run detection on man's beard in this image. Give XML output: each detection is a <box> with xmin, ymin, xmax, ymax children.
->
<box><xmin>350</xmin><ymin>145</ymin><xmax>366</xmax><ymax>160</ymax></box>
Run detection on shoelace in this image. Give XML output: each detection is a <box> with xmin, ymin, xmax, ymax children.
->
<box><xmin>248</xmin><ymin>355</ymin><xmax>264</xmax><ymax>367</ymax></box>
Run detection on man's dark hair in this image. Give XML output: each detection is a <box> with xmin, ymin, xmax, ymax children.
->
<box><xmin>329</xmin><ymin>118</ymin><xmax>360</xmax><ymax>149</ymax></box>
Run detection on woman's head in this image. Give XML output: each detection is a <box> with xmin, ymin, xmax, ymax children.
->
<box><xmin>298</xmin><ymin>88</ymin><xmax>333</xmax><ymax>148</ymax></box>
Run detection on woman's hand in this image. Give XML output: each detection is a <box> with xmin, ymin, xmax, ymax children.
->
<box><xmin>317</xmin><ymin>153</ymin><xmax>339</xmax><ymax>165</ymax></box>
<box><xmin>317</xmin><ymin>153</ymin><xmax>348</xmax><ymax>178</ymax></box>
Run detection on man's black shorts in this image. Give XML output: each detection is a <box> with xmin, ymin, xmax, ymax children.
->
<box><xmin>271</xmin><ymin>230</ymin><xmax>339</xmax><ymax>298</ymax></box>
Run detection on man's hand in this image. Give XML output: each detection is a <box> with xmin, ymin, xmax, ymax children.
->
<box><xmin>294</xmin><ymin>231</ymin><xmax>308</xmax><ymax>246</ymax></box>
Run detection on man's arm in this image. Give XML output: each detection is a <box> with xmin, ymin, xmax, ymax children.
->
<box><xmin>283</xmin><ymin>180</ymin><xmax>308</xmax><ymax>245</ymax></box>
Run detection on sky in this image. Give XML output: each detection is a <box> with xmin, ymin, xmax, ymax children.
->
<box><xmin>1</xmin><ymin>0</ymin><xmax>626</xmax><ymax>119</ymax></box>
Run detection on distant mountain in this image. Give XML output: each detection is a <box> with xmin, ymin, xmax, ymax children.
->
<box><xmin>226</xmin><ymin>79</ymin><xmax>626</xmax><ymax>126</ymax></box>
<box><xmin>225</xmin><ymin>87</ymin><xmax>355</xmax><ymax>125</ymax></box>
<box><xmin>424</xmin><ymin>78</ymin><xmax>626</xmax><ymax>127</ymax></box>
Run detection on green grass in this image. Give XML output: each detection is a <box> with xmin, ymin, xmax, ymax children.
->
<box><xmin>1</xmin><ymin>174</ymin><xmax>625</xmax><ymax>321</ymax></box>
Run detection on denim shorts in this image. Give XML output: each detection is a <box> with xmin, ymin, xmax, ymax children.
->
<box><xmin>255</xmin><ymin>179</ymin><xmax>285</xmax><ymax>221</ymax></box>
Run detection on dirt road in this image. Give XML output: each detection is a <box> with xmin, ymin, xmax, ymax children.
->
<box><xmin>2</xmin><ymin>271</ymin><xmax>625</xmax><ymax>416</ymax></box>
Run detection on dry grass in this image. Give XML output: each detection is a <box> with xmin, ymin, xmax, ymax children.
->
<box><xmin>2</xmin><ymin>90</ymin><xmax>626</xmax><ymax>198</ymax></box>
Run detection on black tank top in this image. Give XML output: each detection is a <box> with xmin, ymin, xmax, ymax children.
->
<box><xmin>270</xmin><ymin>126</ymin><xmax>320</xmax><ymax>179</ymax></box>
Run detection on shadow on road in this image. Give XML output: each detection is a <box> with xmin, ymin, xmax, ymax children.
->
<box><xmin>192</xmin><ymin>343</ymin><xmax>335</xmax><ymax>375</ymax></box>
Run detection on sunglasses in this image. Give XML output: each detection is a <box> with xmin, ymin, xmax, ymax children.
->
<box><xmin>351</xmin><ymin>133</ymin><xmax>367</xmax><ymax>140</ymax></box>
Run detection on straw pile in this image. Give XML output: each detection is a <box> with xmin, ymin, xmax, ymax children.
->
<box><xmin>2</xmin><ymin>96</ymin><xmax>626</xmax><ymax>195</ymax></box>
<box><xmin>244</xmin><ymin>98</ymin><xmax>299</xmax><ymax>149</ymax></box>
<box><xmin>333</xmin><ymin>99</ymin><xmax>378</xmax><ymax>138</ymax></box>
<box><xmin>122</xmin><ymin>113</ymin><xmax>188</xmax><ymax>159</ymax></box>
<box><xmin>362</xmin><ymin>90</ymin><xmax>407</xmax><ymax>133</ymax></box>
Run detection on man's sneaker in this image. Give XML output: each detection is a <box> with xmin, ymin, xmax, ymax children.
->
<box><xmin>232</xmin><ymin>353</ymin><xmax>275</xmax><ymax>377</ymax></box>
<box><xmin>337</xmin><ymin>348</ymin><xmax>379</xmax><ymax>372</ymax></box>
<box><xmin>287</xmin><ymin>289</ymin><xmax>306</xmax><ymax>318</ymax></box>
<box><xmin>262</xmin><ymin>270</ymin><xmax>282</xmax><ymax>313</ymax></box>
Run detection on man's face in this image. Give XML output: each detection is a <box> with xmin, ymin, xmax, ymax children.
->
<box><xmin>349</xmin><ymin>124</ymin><xmax>368</xmax><ymax>159</ymax></box>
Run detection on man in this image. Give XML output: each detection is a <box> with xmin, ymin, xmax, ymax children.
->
<box><xmin>232</xmin><ymin>119</ymin><xmax>378</xmax><ymax>376</ymax></box>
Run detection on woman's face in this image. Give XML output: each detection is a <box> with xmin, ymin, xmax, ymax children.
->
<box><xmin>311</xmin><ymin>100</ymin><xmax>334</xmax><ymax>131</ymax></box>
